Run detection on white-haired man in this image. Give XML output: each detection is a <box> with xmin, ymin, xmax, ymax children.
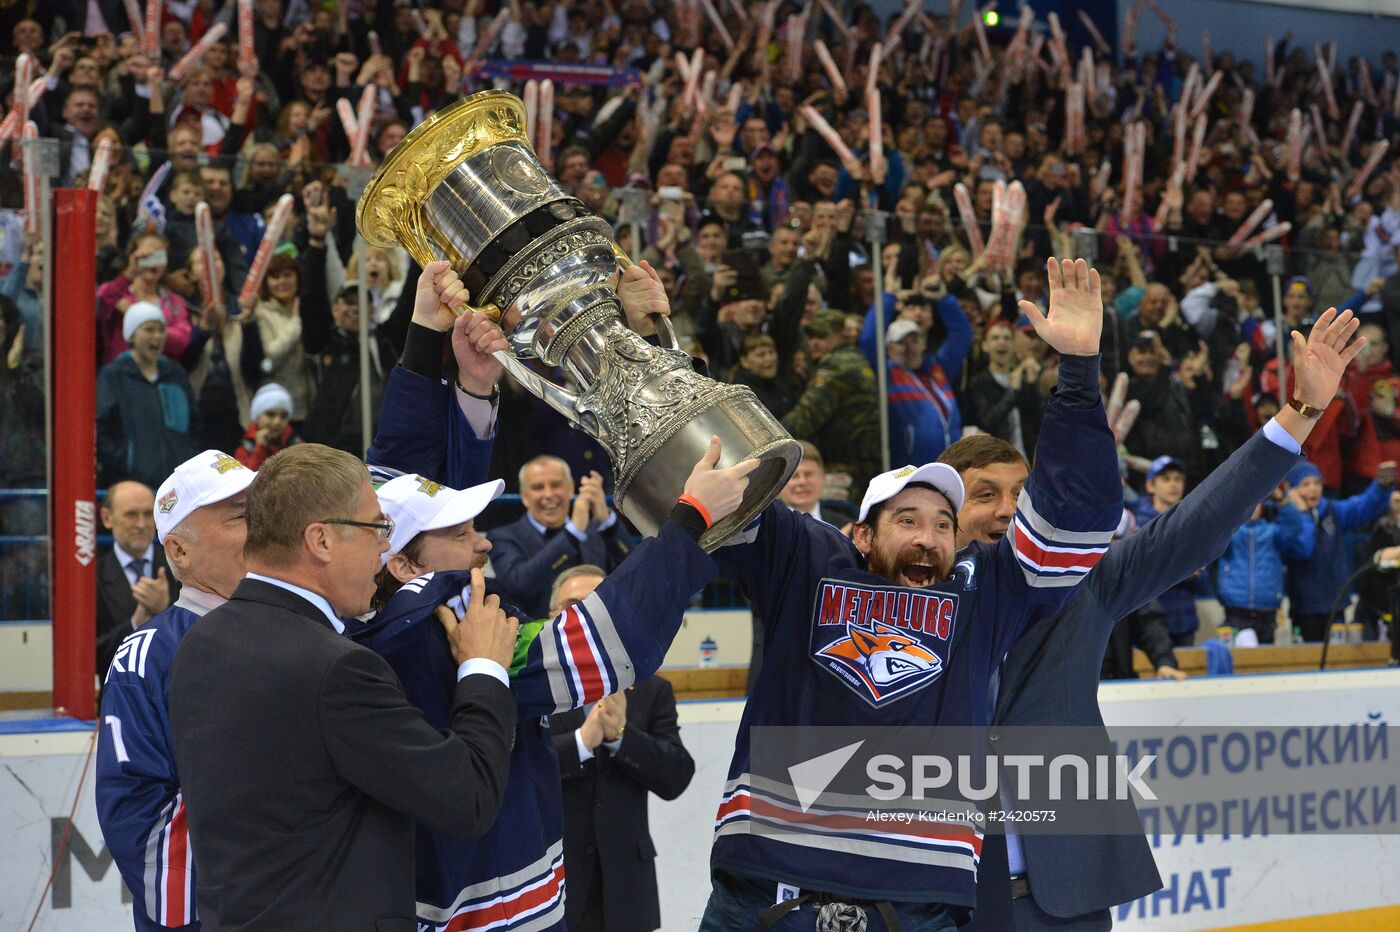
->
<box><xmin>96</xmin><ymin>450</ymin><xmax>255</xmax><ymax>931</ymax></box>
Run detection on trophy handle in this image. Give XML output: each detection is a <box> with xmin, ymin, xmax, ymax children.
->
<box><xmin>490</xmin><ymin>349</ymin><xmax>580</xmax><ymax>420</ymax></box>
<box><xmin>610</xmin><ymin>242</ymin><xmax>683</xmax><ymax>353</ymax></box>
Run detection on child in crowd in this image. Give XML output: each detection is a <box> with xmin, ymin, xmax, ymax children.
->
<box><xmin>235</xmin><ymin>383</ymin><xmax>301</xmax><ymax>469</ymax></box>
<box><xmin>1216</xmin><ymin>485</ymin><xmax>1316</xmax><ymax>644</ymax></box>
<box><xmin>1132</xmin><ymin>455</ymin><xmax>1211</xmax><ymax>646</ymax></box>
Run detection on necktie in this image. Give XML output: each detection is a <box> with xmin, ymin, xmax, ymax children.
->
<box><xmin>130</xmin><ymin>558</ymin><xmax>148</xmax><ymax>586</ymax></box>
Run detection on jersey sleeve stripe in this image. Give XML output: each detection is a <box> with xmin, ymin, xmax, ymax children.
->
<box><xmin>579</xmin><ymin>591</ymin><xmax>634</xmax><ymax>692</ymax></box>
<box><xmin>161</xmin><ymin>796</ymin><xmax>194</xmax><ymax>925</ymax></box>
<box><xmin>537</xmin><ymin>613</ymin><xmax>576</xmax><ymax>712</ymax></box>
<box><xmin>1015</xmin><ymin>489</ymin><xmax>1117</xmax><ymax>545</ymax></box>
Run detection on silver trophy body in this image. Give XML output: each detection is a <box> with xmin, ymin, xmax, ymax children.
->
<box><xmin>359</xmin><ymin>93</ymin><xmax>801</xmax><ymax>549</ymax></box>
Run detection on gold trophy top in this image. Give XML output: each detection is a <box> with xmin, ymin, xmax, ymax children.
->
<box><xmin>356</xmin><ymin>91</ymin><xmax>530</xmax><ymax>268</ymax></box>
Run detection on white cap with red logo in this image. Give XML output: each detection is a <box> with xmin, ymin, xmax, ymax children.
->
<box><xmin>858</xmin><ymin>463</ymin><xmax>966</xmax><ymax>524</ymax></box>
<box><xmin>375</xmin><ymin>474</ymin><xmax>504</xmax><ymax>563</ymax></box>
<box><xmin>155</xmin><ymin>450</ymin><xmax>256</xmax><ymax>542</ymax></box>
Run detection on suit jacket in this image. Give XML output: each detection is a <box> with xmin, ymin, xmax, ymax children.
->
<box><xmin>967</xmin><ymin>429</ymin><xmax>1300</xmax><ymax>929</ymax></box>
<box><xmin>487</xmin><ymin>513</ymin><xmax>631</xmax><ymax>619</ymax></box>
<box><xmin>96</xmin><ymin>546</ymin><xmax>179</xmax><ymax>680</ymax></box>
<box><xmin>169</xmin><ymin>578</ymin><xmax>517</xmax><ymax>931</ymax></box>
<box><xmin>547</xmin><ymin>675</ymin><xmax>693</xmax><ymax>932</ymax></box>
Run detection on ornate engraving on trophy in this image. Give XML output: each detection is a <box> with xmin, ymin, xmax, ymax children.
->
<box><xmin>357</xmin><ymin>91</ymin><xmax>803</xmax><ymax>549</ymax></box>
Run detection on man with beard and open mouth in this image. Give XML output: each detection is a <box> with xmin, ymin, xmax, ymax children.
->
<box><xmin>698</xmin><ymin>258</ymin><xmax>1122</xmax><ymax>930</ymax></box>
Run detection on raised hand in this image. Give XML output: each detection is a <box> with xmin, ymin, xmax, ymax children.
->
<box><xmin>682</xmin><ymin>436</ymin><xmax>761</xmax><ymax>525</ymax></box>
<box><xmin>1018</xmin><ymin>257</ymin><xmax>1104</xmax><ymax>357</ymax></box>
<box><xmin>1290</xmin><ymin>307</ymin><xmax>1364</xmax><ymax>410</ymax></box>
<box><xmin>616</xmin><ymin>260</ymin><xmax>670</xmax><ymax>336</ymax></box>
<box><xmin>412</xmin><ymin>260</ymin><xmax>469</xmax><ymax>332</ymax></box>
<box><xmin>451</xmin><ymin>309</ymin><xmax>506</xmax><ymax>397</ymax></box>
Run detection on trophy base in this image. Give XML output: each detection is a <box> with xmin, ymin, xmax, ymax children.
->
<box><xmin>614</xmin><ymin>387</ymin><xmax>803</xmax><ymax>553</ymax></box>
<box><xmin>700</xmin><ymin>438</ymin><xmax>805</xmax><ymax>552</ymax></box>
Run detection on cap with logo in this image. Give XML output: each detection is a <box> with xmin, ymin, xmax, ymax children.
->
<box><xmin>155</xmin><ymin>449</ymin><xmax>256</xmax><ymax>542</ymax></box>
<box><xmin>858</xmin><ymin>462</ymin><xmax>966</xmax><ymax>523</ymax></box>
<box><xmin>1146</xmin><ymin>455</ymin><xmax>1185</xmax><ymax>481</ymax></box>
<box><xmin>376</xmin><ymin>474</ymin><xmax>505</xmax><ymax>564</ymax></box>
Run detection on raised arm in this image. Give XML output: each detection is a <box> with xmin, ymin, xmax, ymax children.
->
<box><xmin>489</xmin><ymin>439</ymin><xmax>754</xmax><ymax>717</ymax></box>
<box><xmin>1002</xmin><ymin>259</ymin><xmax>1121</xmax><ymax>593</ymax></box>
<box><xmin>1089</xmin><ymin>307</ymin><xmax>1365</xmax><ymax>620</ymax></box>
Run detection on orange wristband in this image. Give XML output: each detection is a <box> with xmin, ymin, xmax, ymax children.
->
<box><xmin>677</xmin><ymin>494</ymin><xmax>713</xmax><ymax>529</ymax></box>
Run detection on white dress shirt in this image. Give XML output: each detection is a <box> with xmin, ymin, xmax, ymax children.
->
<box><xmin>244</xmin><ymin>573</ymin><xmax>508</xmax><ymax>686</ymax></box>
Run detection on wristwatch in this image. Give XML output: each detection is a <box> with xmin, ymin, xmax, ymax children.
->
<box><xmin>1287</xmin><ymin>397</ymin><xmax>1323</xmax><ymax>420</ymax></box>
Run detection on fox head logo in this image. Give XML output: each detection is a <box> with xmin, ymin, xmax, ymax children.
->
<box><xmin>818</xmin><ymin>620</ymin><xmax>943</xmax><ymax>689</ymax></box>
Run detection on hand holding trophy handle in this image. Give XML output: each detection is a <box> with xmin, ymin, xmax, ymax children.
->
<box><xmin>610</xmin><ymin>242</ymin><xmax>683</xmax><ymax>352</ymax></box>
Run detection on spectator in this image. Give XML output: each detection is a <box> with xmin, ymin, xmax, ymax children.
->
<box><xmin>1132</xmin><ymin>456</ymin><xmax>1210</xmax><ymax>646</ymax></box>
<box><xmin>962</xmin><ymin>321</ymin><xmax>1044</xmax><ymax>457</ymax></box>
<box><xmin>236</xmin><ymin>382</ymin><xmax>302</xmax><ymax>469</ymax></box>
<box><xmin>97</xmin><ymin>303</ymin><xmax>200</xmax><ymax>489</ymax></box>
<box><xmin>344</xmin><ymin>245</ymin><xmax>407</xmax><ymax>327</ymax></box>
<box><xmin>1122</xmin><ymin>331</ymin><xmax>1206</xmax><ymax>481</ymax></box>
<box><xmin>95</xmin><ymin>480</ymin><xmax>179</xmax><ymax>679</ymax></box>
<box><xmin>488</xmin><ymin>457</ymin><xmax>631</xmax><ymax>619</ymax></box>
<box><xmin>1217</xmin><ymin>488</ymin><xmax>1316</xmax><ymax>644</ymax></box>
<box><xmin>175</xmin><ymin>240</ymin><xmax>268</xmax><ymax>450</ymax></box>
<box><xmin>247</xmin><ymin>253</ymin><xmax>311</xmax><ymax>420</ymax></box>
<box><xmin>0</xmin><ymin>232</ymin><xmax>41</xmax><ymax>354</ymax></box>
<box><xmin>859</xmin><ymin>279</ymin><xmax>973</xmax><ymax>465</ymax></box>
<box><xmin>777</xmin><ymin>441</ymin><xmax>857</xmax><ymax>529</ymax></box>
<box><xmin>730</xmin><ymin>334</ymin><xmax>794</xmax><ymax>419</ymax></box>
<box><xmin>1358</xmin><ymin>489</ymin><xmax>1400</xmax><ymax>641</ymax></box>
<box><xmin>1285</xmin><ymin>460</ymin><xmax>1397</xmax><ymax>641</ymax></box>
<box><xmin>1102</xmin><ymin>600</ymin><xmax>1185</xmax><ymax>681</ymax></box>
<box><xmin>96</xmin><ymin>233</ymin><xmax>193</xmax><ymax>366</ymax></box>
<box><xmin>0</xmin><ymin>292</ymin><xmax>45</xmax><ymax>495</ymax></box>
<box><xmin>782</xmin><ymin>308</ymin><xmax>881</xmax><ymax>497</ymax></box>
<box><xmin>200</xmin><ymin>161</ymin><xmax>261</xmax><ymax>276</ymax></box>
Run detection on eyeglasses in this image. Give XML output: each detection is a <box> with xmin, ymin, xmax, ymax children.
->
<box><xmin>320</xmin><ymin>518</ymin><xmax>394</xmax><ymax>541</ymax></box>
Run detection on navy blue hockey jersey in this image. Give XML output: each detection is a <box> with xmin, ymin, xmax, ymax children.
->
<box><xmin>709</xmin><ymin>355</ymin><xmax>1120</xmax><ymax>912</ymax></box>
<box><xmin>351</xmin><ymin>520</ymin><xmax>715</xmax><ymax>931</ymax></box>
<box><xmin>96</xmin><ymin>589</ymin><xmax>226</xmax><ymax>930</ymax></box>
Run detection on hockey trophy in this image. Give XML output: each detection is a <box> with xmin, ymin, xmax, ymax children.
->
<box><xmin>357</xmin><ymin>91</ymin><xmax>801</xmax><ymax>550</ymax></box>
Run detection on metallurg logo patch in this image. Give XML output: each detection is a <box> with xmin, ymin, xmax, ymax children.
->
<box><xmin>810</xmin><ymin>578</ymin><xmax>957</xmax><ymax>707</ymax></box>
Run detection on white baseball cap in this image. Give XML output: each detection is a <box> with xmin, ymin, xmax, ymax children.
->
<box><xmin>887</xmin><ymin>319</ymin><xmax>922</xmax><ymax>343</ymax></box>
<box><xmin>858</xmin><ymin>462</ymin><xmax>966</xmax><ymax>524</ymax></box>
<box><xmin>155</xmin><ymin>449</ymin><xmax>257</xmax><ymax>542</ymax></box>
<box><xmin>376</xmin><ymin>474</ymin><xmax>504</xmax><ymax>563</ymax></box>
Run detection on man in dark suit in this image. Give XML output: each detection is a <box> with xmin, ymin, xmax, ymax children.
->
<box><xmin>488</xmin><ymin>455</ymin><xmax>630</xmax><ymax>618</ymax></box>
<box><xmin>169</xmin><ymin>444</ymin><xmax>519</xmax><ymax>931</ymax></box>
<box><xmin>547</xmin><ymin>564</ymin><xmax>694</xmax><ymax>932</ymax></box>
<box><xmin>97</xmin><ymin>480</ymin><xmax>178</xmax><ymax>678</ymax></box>
<box><xmin>951</xmin><ymin>307</ymin><xmax>1363</xmax><ymax>929</ymax></box>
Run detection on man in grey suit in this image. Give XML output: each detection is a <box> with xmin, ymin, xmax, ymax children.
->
<box><xmin>170</xmin><ymin>444</ymin><xmax>520</xmax><ymax>931</ymax></box>
<box><xmin>951</xmin><ymin>308</ymin><xmax>1365</xmax><ymax>929</ymax></box>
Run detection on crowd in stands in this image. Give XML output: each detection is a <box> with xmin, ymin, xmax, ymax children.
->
<box><xmin>2</xmin><ymin>0</ymin><xmax>1400</xmax><ymax>660</ymax></box>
